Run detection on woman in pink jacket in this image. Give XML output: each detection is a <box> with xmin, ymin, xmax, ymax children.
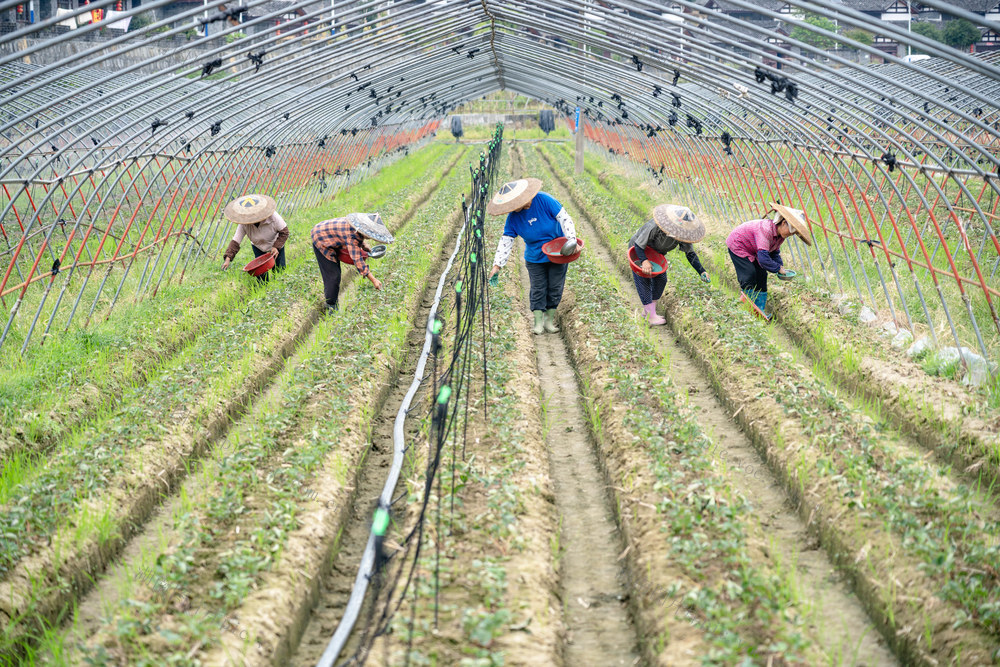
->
<box><xmin>726</xmin><ymin>203</ymin><xmax>811</xmax><ymax>319</ymax></box>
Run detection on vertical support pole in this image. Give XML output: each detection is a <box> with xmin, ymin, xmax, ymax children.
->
<box><xmin>574</xmin><ymin>115</ymin><xmax>584</xmax><ymax>176</ymax></box>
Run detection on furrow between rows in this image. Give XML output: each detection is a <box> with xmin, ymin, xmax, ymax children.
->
<box><xmin>536</xmin><ymin>142</ymin><xmax>999</xmax><ymax>664</ymax></box>
<box><xmin>41</xmin><ymin>146</ymin><xmax>472</xmax><ymax>666</ymax></box>
<box><xmin>1</xmin><ymin>144</ymin><xmax>468</xmax><ymax>664</ymax></box>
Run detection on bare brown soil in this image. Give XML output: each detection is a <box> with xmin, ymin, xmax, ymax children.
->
<box><xmin>661</xmin><ymin>290</ymin><xmax>996</xmax><ymax>665</ymax></box>
<box><xmin>537</xmin><ymin>146</ymin><xmax>899</xmax><ymax>665</ymax></box>
<box><xmin>36</xmin><ymin>151</ymin><xmax>467</xmax><ymax>666</ymax></box>
<box><xmin>556</xmin><ymin>288</ymin><xmax>738</xmax><ymax>666</ymax></box>
<box><xmin>286</xmin><ymin>318</ymin><xmax>427</xmax><ymax>667</ymax></box>
<box><xmin>2</xmin><ymin>302</ymin><xmax>319</xmax><ymax>662</ymax></box>
<box><xmin>484</xmin><ymin>275</ymin><xmax>563</xmax><ymax>665</ymax></box>
<box><xmin>515</xmin><ymin>147</ymin><xmax>646</xmax><ymax>664</ymax></box>
<box><xmin>219</xmin><ymin>203</ymin><xmax>469</xmax><ymax>667</ymax></box>
<box><xmin>368</xmin><ymin>245</ymin><xmax>563</xmax><ymax>666</ymax></box>
<box><xmin>518</xmin><ymin>264</ymin><xmax>640</xmax><ymax>666</ymax></box>
<box><xmin>657</xmin><ymin>330</ymin><xmax>897</xmax><ymax>665</ymax></box>
<box><xmin>262</xmin><ymin>147</ymin><xmax>561</xmax><ymax>666</ymax></box>
<box><xmin>773</xmin><ymin>292</ymin><xmax>1000</xmax><ymax>494</ymax></box>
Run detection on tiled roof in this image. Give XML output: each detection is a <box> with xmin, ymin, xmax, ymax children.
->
<box><xmin>706</xmin><ymin>0</ymin><xmax>996</xmax><ymax>13</ymax></box>
<box><xmin>246</xmin><ymin>1</ymin><xmax>304</xmax><ymax>17</ymax></box>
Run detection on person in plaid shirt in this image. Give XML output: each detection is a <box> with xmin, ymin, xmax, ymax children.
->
<box><xmin>311</xmin><ymin>212</ymin><xmax>394</xmax><ymax>311</ymax></box>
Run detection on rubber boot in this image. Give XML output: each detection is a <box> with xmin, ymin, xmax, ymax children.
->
<box><xmin>544</xmin><ymin>308</ymin><xmax>560</xmax><ymax>333</ymax></box>
<box><xmin>644</xmin><ymin>302</ymin><xmax>666</xmax><ymax>326</ymax></box>
<box><xmin>751</xmin><ymin>291</ymin><xmax>771</xmax><ymax>320</ymax></box>
<box><xmin>532</xmin><ymin>310</ymin><xmax>545</xmax><ymax>335</ymax></box>
<box><xmin>753</xmin><ymin>291</ymin><xmax>768</xmax><ymax>314</ymax></box>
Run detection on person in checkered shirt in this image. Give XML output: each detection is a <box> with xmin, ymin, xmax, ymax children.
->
<box><xmin>311</xmin><ymin>212</ymin><xmax>394</xmax><ymax>311</ymax></box>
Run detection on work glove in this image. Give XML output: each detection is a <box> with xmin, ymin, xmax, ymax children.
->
<box><xmin>700</xmin><ymin>272</ymin><xmax>710</xmax><ymax>283</ymax></box>
<box><xmin>489</xmin><ymin>273</ymin><xmax>499</xmax><ymax>287</ymax></box>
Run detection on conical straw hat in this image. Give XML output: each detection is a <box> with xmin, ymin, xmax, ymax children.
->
<box><xmin>651</xmin><ymin>204</ymin><xmax>705</xmax><ymax>243</ymax></box>
<box><xmin>769</xmin><ymin>202</ymin><xmax>812</xmax><ymax>246</ymax></box>
<box><xmin>486</xmin><ymin>178</ymin><xmax>543</xmax><ymax>215</ymax></box>
<box><xmin>346</xmin><ymin>212</ymin><xmax>394</xmax><ymax>243</ymax></box>
<box><xmin>224</xmin><ymin>194</ymin><xmax>277</xmax><ymax>224</ymax></box>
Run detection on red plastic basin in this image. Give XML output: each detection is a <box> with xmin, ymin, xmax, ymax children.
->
<box><xmin>243</xmin><ymin>253</ymin><xmax>275</xmax><ymax>276</ymax></box>
<box><xmin>627</xmin><ymin>246</ymin><xmax>668</xmax><ymax>276</ymax></box>
<box><xmin>541</xmin><ymin>237</ymin><xmax>584</xmax><ymax>264</ymax></box>
<box><xmin>336</xmin><ymin>246</ymin><xmax>371</xmax><ymax>264</ymax></box>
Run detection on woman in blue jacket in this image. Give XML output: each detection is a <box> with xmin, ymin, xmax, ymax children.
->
<box><xmin>487</xmin><ymin>178</ymin><xmax>579</xmax><ymax>335</ymax></box>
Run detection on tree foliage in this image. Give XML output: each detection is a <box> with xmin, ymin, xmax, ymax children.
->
<box><xmin>843</xmin><ymin>28</ymin><xmax>873</xmax><ymax>50</ymax></box>
<box><xmin>910</xmin><ymin>21</ymin><xmax>941</xmax><ymax>41</ymax></box>
<box><xmin>909</xmin><ymin>21</ymin><xmax>941</xmax><ymax>55</ymax></box>
<box><xmin>908</xmin><ymin>19</ymin><xmax>981</xmax><ymax>53</ymax></box>
<box><xmin>789</xmin><ymin>13</ymin><xmax>838</xmax><ymax>50</ymax></box>
<box><xmin>942</xmin><ymin>19</ymin><xmax>981</xmax><ymax>50</ymax></box>
<box><xmin>127</xmin><ymin>12</ymin><xmax>152</xmax><ymax>32</ymax></box>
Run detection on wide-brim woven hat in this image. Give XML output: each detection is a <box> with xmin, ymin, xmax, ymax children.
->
<box><xmin>347</xmin><ymin>212</ymin><xmax>395</xmax><ymax>243</ymax></box>
<box><xmin>769</xmin><ymin>202</ymin><xmax>812</xmax><ymax>246</ymax></box>
<box><xmin>651</xmin><ymin>204</ymin><xmax>706</xmax><ymax>243</ymax></box>
<box><xmin>486</xmin><ymin>178</ymin><xmax>543</xmax><ymax>215</ymax></box>
<box><xmin>224</xmin><ymin>194</ymin><xmax>276</xmax><ymax>224</ymax></box>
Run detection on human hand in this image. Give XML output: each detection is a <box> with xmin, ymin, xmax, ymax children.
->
<box><xmin>221</xmin><ymin>258</ymin><xmax>231</xmax><ymax>271</ymax></box>
<box><xmin>778</xmin><ymin>267</ymin><xmax>787</xmax><ymax>275</ymax></box>
<box><xmin>641</xmin><ymin>260</ymin><xmax>653</xmax><ymax>277</ymax></box>
<box><xmin>269</xmin><ymin>247</ymin><xmax>279</xmax><ymax>257</ymax></box>
<box><xmin>489</xmin><ymin>273</ymin><xmax>499</xmax><ymax>287</ymax></box>
<box><xmin>700</xmin><ymin>272</ymin><xmax>710</xmax><ymax>283</ymax></box>
<box><xmin>371</xmin><ymin>277</ymin><xmax>382</xmax><ymax>290</ymax></box>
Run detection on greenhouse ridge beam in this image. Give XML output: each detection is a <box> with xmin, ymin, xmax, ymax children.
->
<box><xmin>0</xmin><ymin>0</ymin><xmax>997</xmax><ymax>366</ymax></box>
<box><xmin>474</xmin><ymin>5</ymin><xmax>999</xmax><ymax>360</ymax></box>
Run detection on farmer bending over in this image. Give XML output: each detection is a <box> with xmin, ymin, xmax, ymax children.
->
<box><xmin>221</xmin><ymin>194</ymin><xmax>289</xmax><ymax>280</ymax></box>
<box><xmin>629</xmin><ymin>204</ymin><xmax>709</xmax><ymax>326</ymax></box>
<box><xmin>725</xmin><ymin>203</ymin><xmax>812</xmax><ymax>320</ymax></box>
<box><xmin>487</xmin><ymin>178</ymin><xmax>580</xmax><ymax>335</ymax></box>
<box><xmin>311</xmin><ymin>212</ymin><xmax>393</xmax><ymax>312</ymax></box>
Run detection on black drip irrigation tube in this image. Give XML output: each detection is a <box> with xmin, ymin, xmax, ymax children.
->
<box><xmin>316</xmin><ymin>122</ymin><xmax>504</xmax><ymax>667</ymax></box>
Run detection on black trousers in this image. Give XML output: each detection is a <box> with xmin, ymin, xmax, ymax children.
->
<box><xmin>313</xmin><ymin>244</ymin><xmax>343</xmax><ymax>308</ymax></box>
<box><xmin>729</xmin><ymin>249</ymin><xmax>768</xmax><ymax>294</ymax></box>
<box><xmin>525</xmin><ymin>260</ymin><xmax>568</xmax><ymax>311</ymax></box>
<box><xmin>251</xmin><ymin>244</ymin><xmax>286</xmax><ymax>282</ymax></box>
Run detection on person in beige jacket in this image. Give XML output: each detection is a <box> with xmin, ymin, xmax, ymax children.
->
<box><xmin>220</xmin><ymin>194</ymin><xmax>289</xmax><ymax>279</ymax></box>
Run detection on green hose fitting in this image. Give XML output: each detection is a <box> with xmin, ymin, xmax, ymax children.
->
<box><xmin>372</xmin><ymin>507</ymin><xmax>390</xmax><ymax>536</ymax></box>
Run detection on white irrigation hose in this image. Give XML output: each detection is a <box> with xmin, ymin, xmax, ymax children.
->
<box><xmin>316</xmin><ymin>219</ymin><xmax>468</xmax><ymax>667</ymax></box>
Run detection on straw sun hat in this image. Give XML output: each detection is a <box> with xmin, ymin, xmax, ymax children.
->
<box><xmin>486</xmin><ymin>178</ymin><xmax>543</xmax><ymax>216</ymax></box>
<box><xmin>224</xmin><ymin>194</ymin><xmax>277</xmax><ymax>224</ymax></box>
<box><xmin>769</xmin><ymin>202</ymin><xmax>813</xmax><ymax>246</ymax></box>
<box><xmin>346</xmin><ymin>212</ymin><xmax>395</xmax><ymax>243</ymax></box>
<box><xmin>651</xmin><ymin>204</ymin><xmax>706</xmax><ymax>243</ymax></box>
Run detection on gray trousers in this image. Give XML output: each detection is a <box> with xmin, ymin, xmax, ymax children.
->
<box><xmin>525</xmin><ymin>261</ymin><xmax>568</xmax><ymax>311</ymax></box>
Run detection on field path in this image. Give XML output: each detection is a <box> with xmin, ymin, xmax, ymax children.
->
<box><xmin>286</xmin><ymin>298</ymin><xmax>430</xmax><ymax>666</ymax></box>
<box><xmin>519</xmin><ymin>259</ymin><xmax>641</xmax><ymax>664</ymax></box>
<box><xmin>510</xmin><ymin>147</ymin><xmax>642</xmax><ymax>663</ymax></box>
<box><xmin>37</xmin><ymin>146</ymin><xmax>470</xmax><ymax>667</ymax></box>
<box><xmin>534</xmin><ymin>146</ymin><xmax>898</xmax><ymax>666</ymax></box>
